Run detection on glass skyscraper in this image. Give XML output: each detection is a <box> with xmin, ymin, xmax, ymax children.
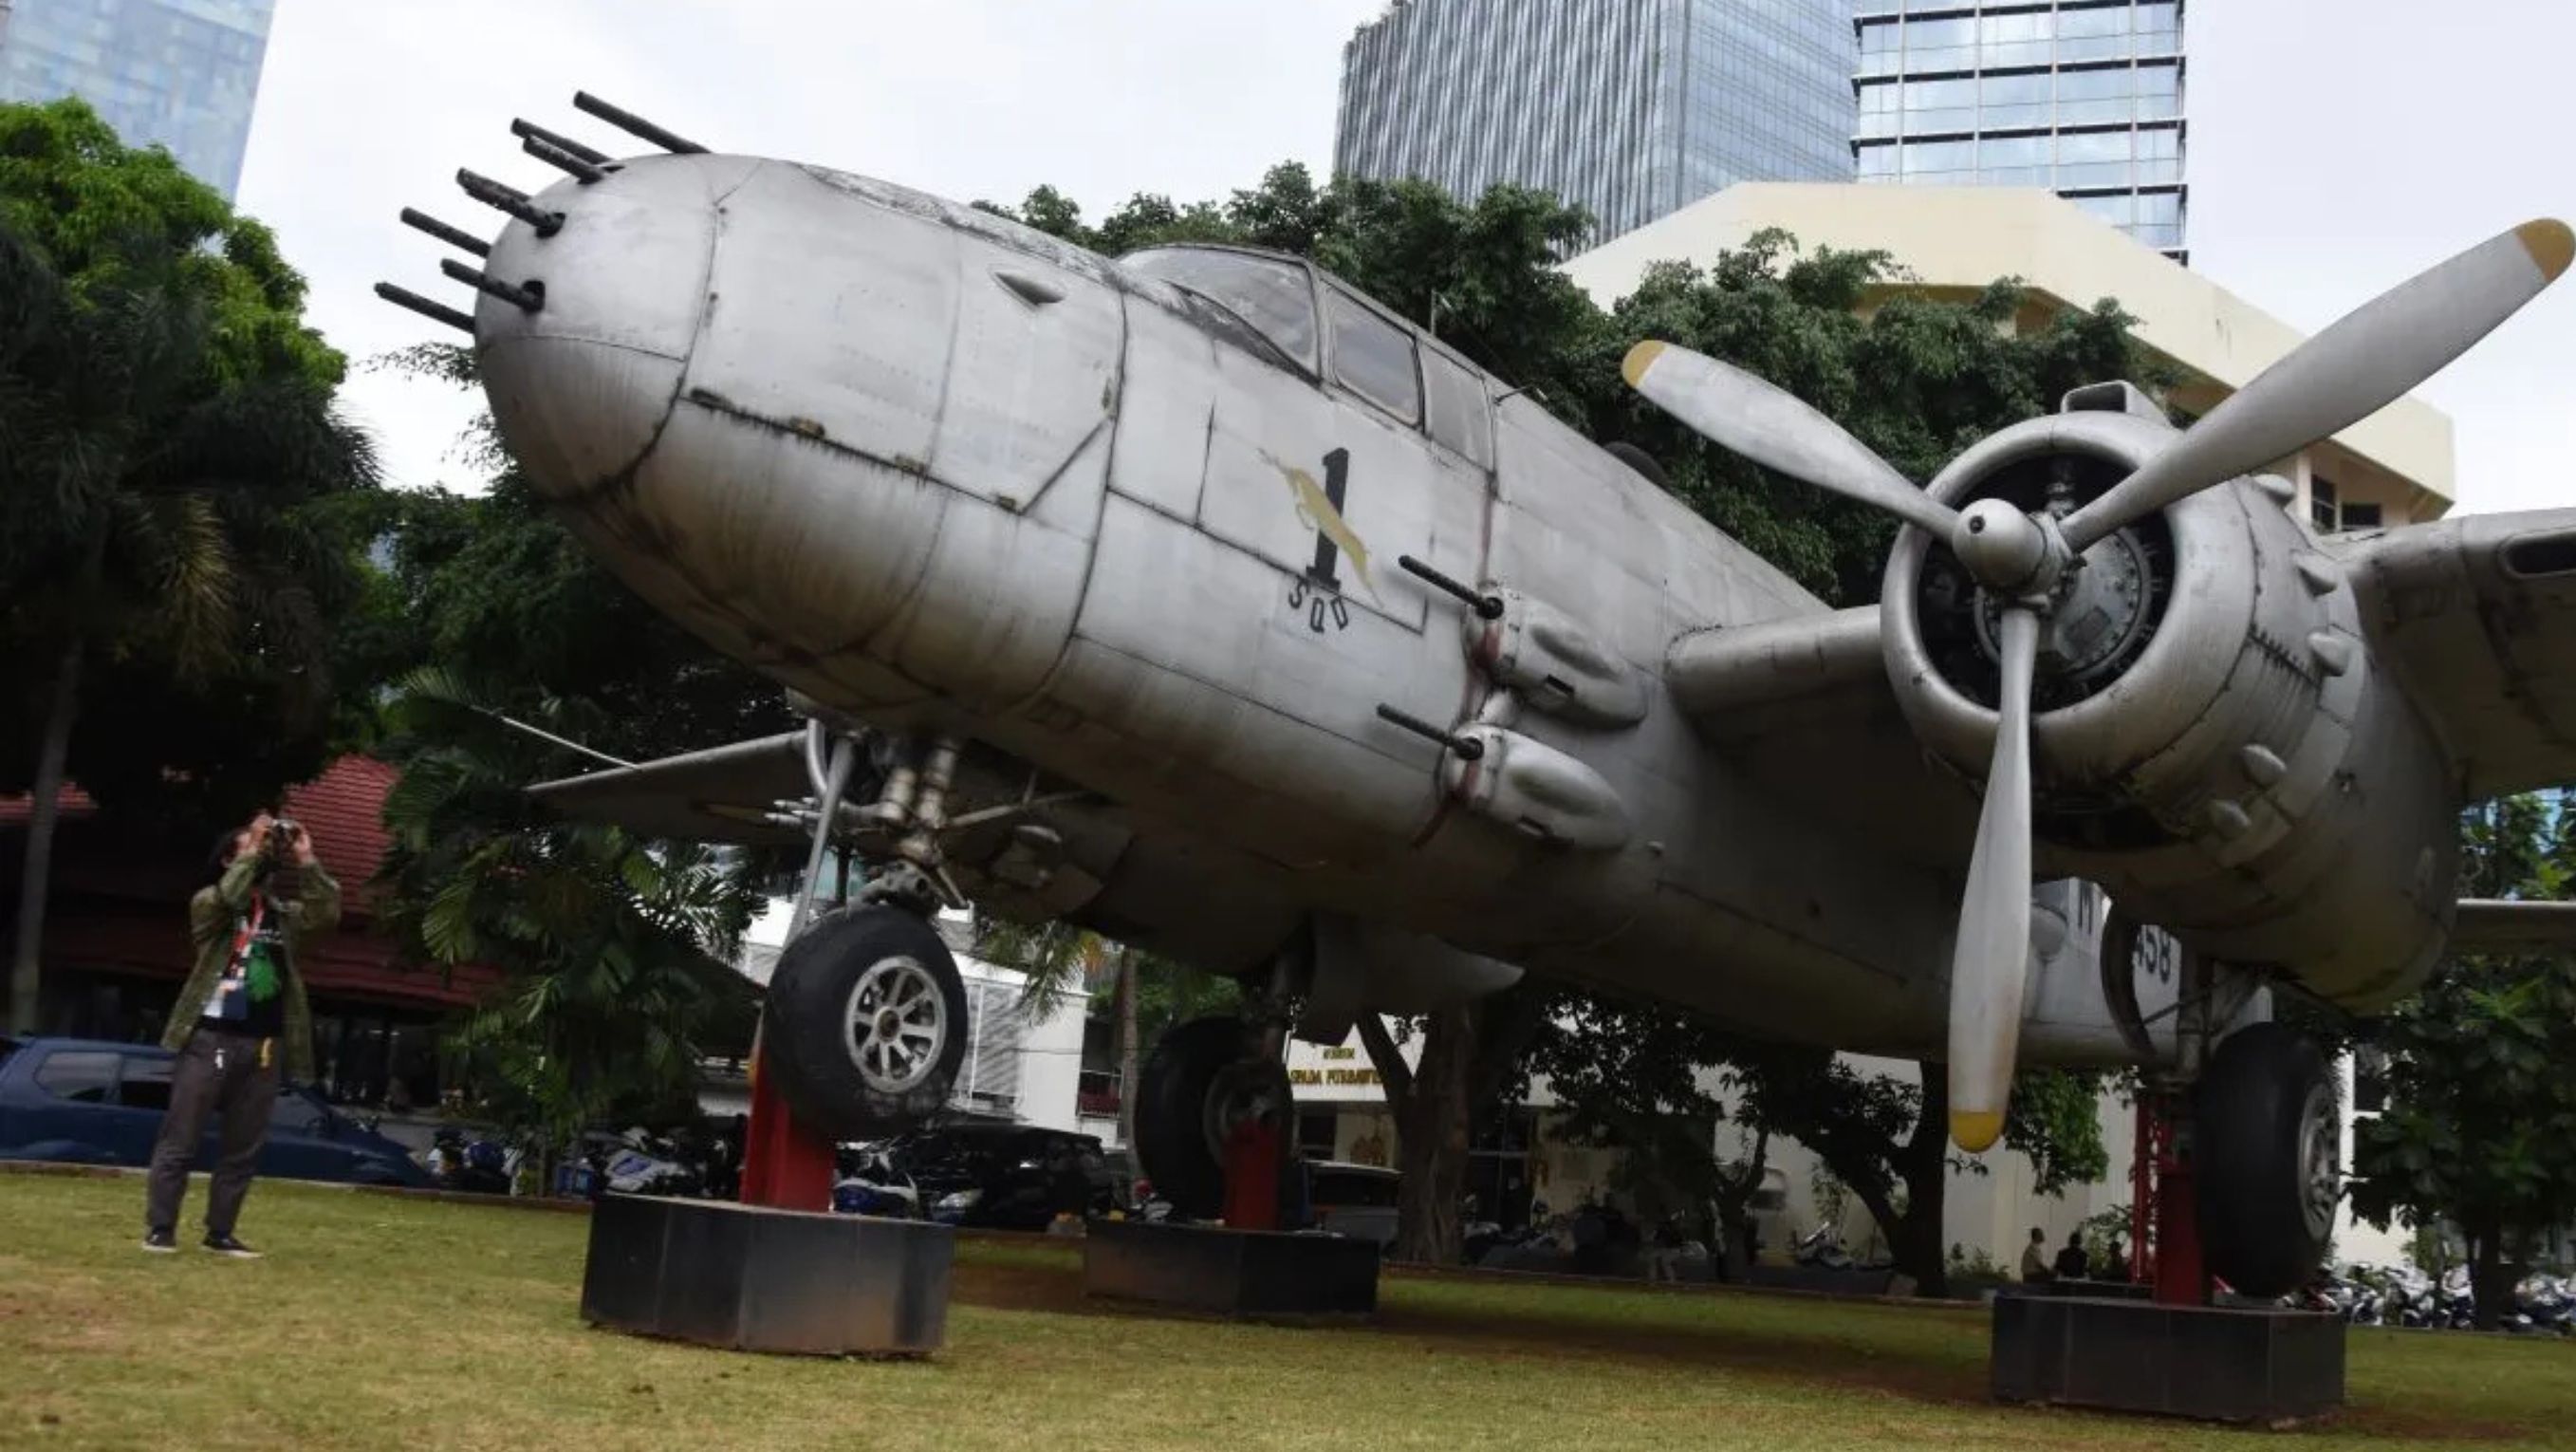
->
<box><xmin>0</xmin><ymin>0</ymin><xmax>277</xmax><ymax>199</ymax></box>
<box><xmin>1854</xmin><ymin>2</ymin><xmax>2187</xmax><ymax>260</ymax></box>
<box><xmin>1336</xmin><ymin>0</ymin><xmax>1858</xmax><ymax>248</ymax></box>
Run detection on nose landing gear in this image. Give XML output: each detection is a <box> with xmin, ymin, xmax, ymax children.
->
<box><xmin>763</xmin><ymin>905</ymin><xmax>969</xmax><ymax>1141</ymax></box>
<box><xmin>743</xmin><ymin>722</ymin><xmax>976</xmax><ymax>1204</ymax></box>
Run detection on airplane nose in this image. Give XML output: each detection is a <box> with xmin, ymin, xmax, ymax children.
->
<box><xmin>471</xmin><ymin>155</ymin><xmax>760</xmax><ymax>496</ymax></box>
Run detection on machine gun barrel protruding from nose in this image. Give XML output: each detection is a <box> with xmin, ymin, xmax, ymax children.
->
<box><xmin>373</xmin><ymin>282</ymin><xmax>475</xmax><ymax>335</ymax></box>
<box><xmin>398</xmin><ymin>207</ymin><xmax>491</xmax><ymax>258</ymax></box>
<box><xmin>455</xmin><ymin>168</ymin><xmax>564</xmax><ymax>237</ymax></box>
<box><xmin>440</xmin><ymin>257</ymin><xmax>545</xmax><ymax>314</ymax></box>
<box><xmin>510</xmin><ymin>118</ymin><xmax>611</xmax><ymax>166</ymax></box>
<box><xmin>572</xmin><ymin>90</ymin><xmax>708</xmax><ymax>155</ymax></box>
<box><xmin>522</xmin><ymin>136</ymin><xmax>608</xmax><ymax>185</ymax></box>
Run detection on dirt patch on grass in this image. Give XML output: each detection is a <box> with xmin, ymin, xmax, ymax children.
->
<box><xmin>951</xmin><ymin>1257</ymin><xmax>1092</xmax><ymax>1316</ymax></box>
<box><xmin>1375</xmin><ymin>1297</ymin><xmax>1988</xmax><ymax>1406</ymax></box>
<box><xmin>946</xmin><ymin>1239</ymin><xmax>1989</xmax><ymax>1408</ymax></box>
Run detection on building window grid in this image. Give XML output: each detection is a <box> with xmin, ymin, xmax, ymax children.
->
<box><xmin>1851</xmin><ymin>0</ymin><xmax>2185</xmax><ymax>255</ymax></box>
<box><xmin>1340</xmin><ymin>0</ymin><xmax>1855</xmax><ymax>250</ymax></box>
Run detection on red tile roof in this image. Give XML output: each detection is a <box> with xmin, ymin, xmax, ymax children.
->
<box><xmin>4</xmin><ymin>757</ymin><xmax>397</xmax><ymax>911</ymax></box>
<box><xmin>0</xmin><ymin>783</ymin><xmax>95</xmax><ymax>826</ymax></box>
<box><xmin>280</xmin><ymin>755</ymin><xmax>399</xmax><ymax>906</ymax></box>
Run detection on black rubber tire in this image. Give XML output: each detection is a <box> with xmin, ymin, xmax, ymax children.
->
<box><xmin>1133</xmin><ymin>1015</ymin><xmax>1262</xmax><ymax>1220</ymax></box>
<box><xmin>764</xmin><ymin>905</ymin><xmax>969</xmax><ymax>1143</ymax></box>
<box><xmin>2195</xmin><ymin>1021</ymin><xmax>2335</xmax><ymax>1299</ymax></box>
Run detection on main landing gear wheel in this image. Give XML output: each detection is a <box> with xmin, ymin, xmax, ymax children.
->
<box><xmin>2194</xmin><ymin>1021</ymin><xmax>2338</xmax><ymax>1299</ymax></box>
<box><xmin>1134</xmin><ymin>1015</ymin><xmax>1292</xmax><ymax>1220</ymax></box>
<box><xmin>763</xmin><ymin>904</ymin><xmax>969</xmax><ymax>1142</ymax></box>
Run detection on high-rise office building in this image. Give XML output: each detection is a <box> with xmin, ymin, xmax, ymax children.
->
<box><xmin>1853</xmin><ymin>2</ymin><xmax>2187</xmax><ymax>261</ymax></box>
<box><xmin>1335</xmin><ymin>0</ymin><xmax>1858</xmax><ymax>248</ymax></box>
<box><xmin>0</xmin><ymin>0</ymin><xmax>277</xmax><ymax>199</ymax></box>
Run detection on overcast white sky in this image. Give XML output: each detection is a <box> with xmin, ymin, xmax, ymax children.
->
<box><xmin>237</xmin><ymin>0</ymin><xmax>2571</xmax><ymax>516</ymax></box>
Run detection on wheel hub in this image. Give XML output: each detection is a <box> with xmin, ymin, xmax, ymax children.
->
<box><xmin>2297</xmin><ymin>1080</ymin><xmax>2340</xmax><ymax>1240</ymax></box>
<box><xmin>1199</xmin><ymin>1058</ymin><xmax>1290</xmax><ymax>1160</ymax></box>
<box><xmin>842</xmin><ymin>955</ymin><xmax>948</xmax><ymax>1095</ymax></box>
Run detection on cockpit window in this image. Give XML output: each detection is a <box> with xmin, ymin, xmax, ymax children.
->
<box><xmin>1419</xmin><ymin>346</ymin><xmax>1491</xmax><ymax>467</ymax></box>
<box><xmin>1122</xmin><ymin>248</ymin><xmax>1317</xmax><ymax>370</ymax></box>
<box><xmin>1323</xmin><ymin>287</ymin><xmax>1420</xmax><ymax>424</ymax></box>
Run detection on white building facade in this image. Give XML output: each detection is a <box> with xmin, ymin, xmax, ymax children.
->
<box><xmin>715</xmin><ymin>901</ymin><xmax>1089</xmax><ymax>1134</ymax></box>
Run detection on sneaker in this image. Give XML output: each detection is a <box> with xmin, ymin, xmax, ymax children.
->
<box><xmin>141</xmin><ymin>1229</ymin><xmax>177</xmax><ymax>1254</ymax></box>
<box><xmin>201</xmin><ymin>1234</ymin><xmax>263</xmax><ymax>1259</ymax></box>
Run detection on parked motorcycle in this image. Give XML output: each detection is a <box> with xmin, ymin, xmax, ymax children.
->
<box><xmin>1794</xmin><ymin>1223</ymin><xmax>1855</xmax><ymax>1271</ymax></box>
<box><xmin>831</xmin><ymin>1142</ymin><xmax>921</xmax><ymax>1219</ymax></box>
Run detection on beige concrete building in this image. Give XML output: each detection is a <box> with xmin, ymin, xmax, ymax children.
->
<box><xmin>1563</xmin><ymin>182</ymin><xmax>2457</xmax><ymax>531</ymax></box>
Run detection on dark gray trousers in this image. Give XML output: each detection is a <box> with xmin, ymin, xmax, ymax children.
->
<box><xmin>144</xmin><ymin>1025</ymin><xmax>279</xmax><ymax>1238</ymax></box>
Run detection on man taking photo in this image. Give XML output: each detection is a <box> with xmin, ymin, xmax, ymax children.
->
<box><xmin>142</xmin><ymin>810</ymin><xmax>340</xmax><ymax>1257</ymax></box>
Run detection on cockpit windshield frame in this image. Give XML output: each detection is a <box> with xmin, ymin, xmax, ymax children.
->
<box><xmin>1121</xmin><ymin>245</ymin><xmax>1321</xmax><ymax>376</ymax></box>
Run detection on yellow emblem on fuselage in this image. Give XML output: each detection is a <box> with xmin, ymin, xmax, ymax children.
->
<box><xmin>1265</xmin><ymin>452</ymin><xmax>1380</xmax><ymax>602</ymax></box>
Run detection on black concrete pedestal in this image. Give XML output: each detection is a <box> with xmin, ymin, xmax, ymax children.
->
<box><xmin>1992</xmin><ymin>1294</ymin><xmax>2344</xmax><ymax>1423</ymax></box>
<box><xmin>1084</xmin><ymin>1219</ymin><xmax>1380</xmax><ymax>1319</ymax></box>
<box><xmin>581</xmin><ymin>1194</ymin><xmax>952</xmax><ymax>1356</ymax></box>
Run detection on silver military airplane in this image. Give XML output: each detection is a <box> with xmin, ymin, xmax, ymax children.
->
<box><xmin>380</xmin><ymin>96</ymin><xmax>2573</xmax><ymax>1295</ymax></box>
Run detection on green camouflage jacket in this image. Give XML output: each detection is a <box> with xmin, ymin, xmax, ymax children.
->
<box><xmin>162</xmin><ymin>853</ymin><xmax>342</xmax><ymax>1082</ymax></box>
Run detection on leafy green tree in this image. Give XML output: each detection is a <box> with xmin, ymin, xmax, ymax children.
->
<box><xmin>1583</xmin><ymin>233</ymin><xmax>2163</xmax><ymax>602</ymax></box>
<box><xmin>1</xmin><ymin>99</ymin><xmax>379</xmax><ymax>1033</ymax></box>
<box><xmin>373</xmin><ymin>671</ymin><xmax>763</xmax><ymax>1150</ymax></box>
<box><xmin>2353</xmin><ymin>794</ymin><xmax>2576</xmax><ymax>1329</ymax></box>
<box><xmin>1354</xmin><ymin>989</ymin><xmax>1550</xmax><ymax>1261</ymax></box>
<box><xmin>1524</xmin><ymin>996</ymin><xmax>1751</xmax><ymax>1241</ymax></box>
<box><xmin>1530</xmin><ymin>996</ymin><xmax>2104</xmax><ymax>1295</ymax></box>
<box><xmin>369</xmin><ymin>345</ymin><xmax>789</xmax><ymax>760</ymax></box>
<box><xmin>354</xmin><ymin>345</ymin><xmax>788</xmax><ymax>1126</ymax></box>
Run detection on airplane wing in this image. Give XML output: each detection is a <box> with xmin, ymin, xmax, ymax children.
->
<box><xmin>1666</xmin><ymin>605</ymin><xmax>1983</xmax><ymax>870</ymax></box>
<box><xmin>2341</xmin><ymin>508</ymin><xmax>2576</xmax><ymax>799</ymax></box>
<box><xmin>2451</xmin><ymin>899</ymin><xmax>2576</xmax><ymax>953</ymax></box>
<box><xmin>527</xmin><ymin>732</ymin><xmax>813</xmax><ymax>845</ymax></box>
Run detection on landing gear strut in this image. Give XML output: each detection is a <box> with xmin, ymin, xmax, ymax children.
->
<box><xmin>1133</xmin><ymin>1015</ymin><xmax>1295</xmax><ymax>1225</ymax></box>
<box><xmin>2105</xmin><ymin>908</ymin><xmax>2337</xmax><ymax>1302</ymax></box>
<box><xmin>743</xmin><ymin>722</ymin><xmax>973</xmax><ymax>1206</ymax></box>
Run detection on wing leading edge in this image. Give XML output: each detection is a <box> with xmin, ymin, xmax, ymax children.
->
<box><xmin>526</xmin><ymin>731</ymin><xmax>812</xmax><ymax>844</ymax></box>
<box><xmin>2343</xmin><ymin>507</ymin><xmax>2576</xmax><ymax>800</ymax></box>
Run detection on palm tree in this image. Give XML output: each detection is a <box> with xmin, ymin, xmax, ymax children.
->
<box><xmin>374</xmin><ymin>671</ymin><xmax>763</xmax><ymax>1146</ymax></box>
<box><xmin>1</xmin><ymin>222</ymin><xmax>378</xmax><ymax>1033</ymax></box>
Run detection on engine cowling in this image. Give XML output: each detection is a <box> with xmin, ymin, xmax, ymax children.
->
<box><xmin>1881</xmin><ymin>390</ymin><xmax>2456</xmax><ymax>1009</ymax></box>
<box><xmin>1627</xmin><ymin>219</ymin><xmax>2566</xmax><ymax>1145</ymax></box>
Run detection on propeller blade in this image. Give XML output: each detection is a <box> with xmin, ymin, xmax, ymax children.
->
<box><xmin>1947</xmin><ymin>604</ymin><xmax>2040</xmax><ymax>1153</ymax></box>
<box><xmin>1623</xmin><ymin>341</ymin><xmax>1961</xmax><ymax>540</ymax></box>
<box><xmin>2063</xmin><ymin>218</ymin><xmax>2573</xmax><ymax>552</ymax></box>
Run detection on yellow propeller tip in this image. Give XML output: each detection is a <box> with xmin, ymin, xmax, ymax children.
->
<box><xmin>1949</xmin><ymin>1110</ymin><xmax>2005</xmax><ymax>1153</ymax></box>
<box><xmin>1622</xmin><ymin>340</ymin><xmax>1668</xmax><ymax>388</ymax></box>
<box><xmin>2519</xmin><ymin>219</ymin><xmax>2575</xmax><ymax>283</ymax></box>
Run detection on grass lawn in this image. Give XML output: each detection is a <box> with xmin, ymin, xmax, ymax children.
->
<box><xmin>3</xmin><ymin>1171</ymin><xmax>2571</xmax><ymax>1450</ymax></box>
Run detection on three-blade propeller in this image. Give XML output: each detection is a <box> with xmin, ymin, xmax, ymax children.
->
<box><xmin>1623</xmin><ymin>217</ymin><xmax>2570</xmax><ymax>1150</ymax></box>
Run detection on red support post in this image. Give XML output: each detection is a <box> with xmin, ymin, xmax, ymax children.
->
<box><xmin>2130</xmin><ymin>1088</ymin><xmax>2209</xmax><ymax>1305</ymax></box>
<box><xmin>738</xmin><ymin>1042</ymin><xmax>837</xmax><ymax>1211</ymax></box>
<box><xmin>1218</xmin><ymin>1114</ymin><xmax>1283</xmax><ymax>1232</ymax></box>
<box><xmin>2129</xmin><ymin>1096</ymin><xmax>2158</xmax><ymax>1284</ymax></box>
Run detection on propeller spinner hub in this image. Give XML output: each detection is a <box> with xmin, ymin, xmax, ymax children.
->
<box><xmin>1951</xmin><ymin>499</ymin><xmax>2050</xmax><ymax>594</ymax></box>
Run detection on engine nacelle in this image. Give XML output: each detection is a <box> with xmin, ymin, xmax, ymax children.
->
<box><xmin>1881</xmin><ymin>390</ymin><xmax>2456</xmax><ymax>1009</ymax></box>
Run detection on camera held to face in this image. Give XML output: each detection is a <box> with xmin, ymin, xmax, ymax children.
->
<box><xmin>262</xmin><ymin>816</ymin><xmax>303</xmax><ymax>897</ymax></box>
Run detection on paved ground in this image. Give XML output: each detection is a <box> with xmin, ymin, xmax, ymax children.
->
<box><xmin>3</xmin><ymin>1170</ymin><xmax>2570</xmax><ymax>1450</ymax></box>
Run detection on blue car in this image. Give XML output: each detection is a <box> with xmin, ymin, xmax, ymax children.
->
<box><xmin>0</xmin><ymin>1035</ymin><xmax>429</xmax><ymax>1188</ymax></box>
